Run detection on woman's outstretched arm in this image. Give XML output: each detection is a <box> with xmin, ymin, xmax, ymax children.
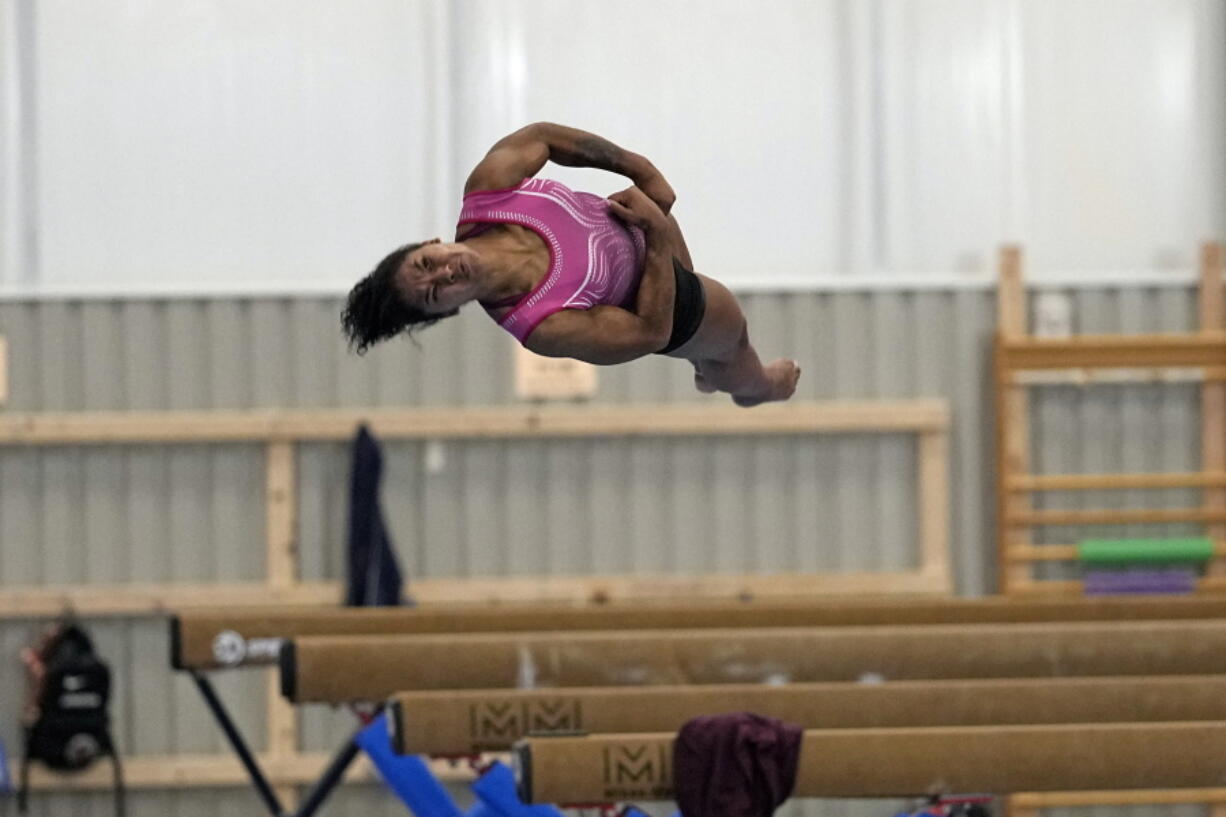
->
<box><xmin>464</xmin><ymin>122</ymin><xmax>675</xmax><ymax>213</ymax></box>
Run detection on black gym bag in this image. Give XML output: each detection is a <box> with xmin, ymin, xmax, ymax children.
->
<box><xmin>18</xmin><ymin>620</ymin><xmax>125</xmax><ymax>816</ymax></box>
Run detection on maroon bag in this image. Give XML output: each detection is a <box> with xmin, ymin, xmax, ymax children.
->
<box><xmin>673</xmin><ymin>712</ymin><xmax>803</xmax><ymax>817</ymax></box>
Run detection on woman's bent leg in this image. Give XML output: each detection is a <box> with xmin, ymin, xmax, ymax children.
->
<box><xmin>660</xmin><ymin>213</ymin><xmax>799</xmax><ymax>405</ymax></box>
<box><xmin>665</xmin><ymin>274</ymin><xmax>800</xmax><ymax>406</ymax></box>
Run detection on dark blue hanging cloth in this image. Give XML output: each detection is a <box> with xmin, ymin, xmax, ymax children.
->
<box><xmin>345</xmin><ymin>424</ymin><xmax>408</xmax><ymax>607</ymax></box>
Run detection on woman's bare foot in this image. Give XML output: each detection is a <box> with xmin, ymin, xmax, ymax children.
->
<box><xmin>693</xmin><ymin>363</ymin><xmax>718</xmax><ymax>394</ymax></box>
<box><xmin>732</xmin><ymin>359</ymin><xmax>801</xmax><ymax>407</ymax></box>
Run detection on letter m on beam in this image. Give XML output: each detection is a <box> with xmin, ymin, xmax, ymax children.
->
<box><xmin>471</xmin><ymin>702</ymin><xmax>522</xmax><ymax>741</ymax></box>
<box><xmin>605</xmin><ymin>745</ymin><xmax>663</xmax><ymax>785</ymax></box>
<box><xmin>527</xmin><ymin>699</ymin><xmax>582</xmax><ymax>733</ymax></box>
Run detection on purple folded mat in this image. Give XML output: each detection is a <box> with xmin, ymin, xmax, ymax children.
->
<box><xmin>1083</xmin><ymin>569</ymin><xmax>1197</xmax><ymax>596</ymax></box>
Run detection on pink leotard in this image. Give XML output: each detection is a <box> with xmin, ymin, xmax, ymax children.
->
<box><xmin>457</xmin><ymin>178</ymin><xmax>647</xmax><ymax>344</ymax></box>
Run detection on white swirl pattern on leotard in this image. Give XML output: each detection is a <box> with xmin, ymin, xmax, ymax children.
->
<box><xmin>470</xmin><ymin>207</ymin><xmax>564</xmax><ymax>316</ymax></box>
<box><xmin>513</xmin><ymin>180</ymin><xmax>642</xmax><ymax>309</ymax></box>
<box><xmin>458</xmin><ymin>178</ymin><xmax>646</xmax><ymax>342</ymax></box>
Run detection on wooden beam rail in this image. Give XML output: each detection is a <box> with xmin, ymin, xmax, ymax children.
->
<box><xmin>3</xmin><ymin>570</ymin><xmax>953</xmax><ymax>621</ymax></box>
<box><xmin>516</xmin><ymin>723</ymin><xmax>1226</xmax><ymax>803</ymax></box>
<box><xmin>994</xmin><ymin>245</ymin><xmax>1034</xmax><ymax>600</ymax></box>
<box><xmin>1010</xmin><ymin>367</ymin><xmax>1226</xmax><ymax>386</ymax></box>
<box><xmin>23</xmin><ymin>751</ymin><xmax>474</xmax><ymax>792</ymax></box>
<box><xmin>36</xmin><ymin>745</ymin><xmax>1226</xmax><ymax>808</ymax></box>
<box><xmin>0</xmin><ymin>399</ymin><xmax>954</xmax><ymax>619</ymax></box>
<box><xmin>1010</xmin><ymin>578</ymin><xmax>1226</xmax><ymax>596</ymax></box>
<box><xmin>1009</xmin><ymin>471</ymin><xmax>1226</xmax><ymax>492</ymax></box>
<box><xmin>0</xmin><ymin>581</ymin><xmax>342</xmax><ymax>618</ymax></box>
<box><xmin>31</xmin><ymin>742</ymin><xmax>1226</xmax><ymax>808</ymax></box>
<box><xmin>0</xmin><ymin>400</ymin><xmax>949</xmax><ymax>445</ymax></box>
<box><xmin>390</xmin><ymin>676</ymin><xmax>1226</xmax><ymax>756</ymax></box>
<box><xmin>998</xmin><ymin>334</ymin><xmax>1226</xmax><ymax>372</ymax></box>
<box><xmin>1008</xmin><ymin>543</ymin><xmax>1226</xmax><ymax>563</ymax></box>
<box><xmin>282</xmin><ymin>620</ymin><xmax>1226</xmax><ymax>703</ymax></box>
<box><xmin>1006</xmin><ymin>508</ymin><xmax>1226</xmax><ymax>527</ymax></box>
<box><xmin>171</xmin><ymin>595</ymin><xmax>1226</xmax><ymax>671</ymax></box>
<box><xmin>1014</xmin><ymin>789</ymin><xmax>1226</xmax><ymax>808</ymax></box>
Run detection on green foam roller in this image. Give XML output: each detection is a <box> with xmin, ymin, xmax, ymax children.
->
<box><xmin>1078</xmin><ymin>537</ymin><xmax>1215</xmax><ymax>564</ymax></box>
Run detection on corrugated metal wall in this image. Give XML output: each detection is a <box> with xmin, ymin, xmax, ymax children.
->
<box><xmin>0</xmin><ymin>284</ymin><xmax>1210</xmax><ymax>817</ymax></box>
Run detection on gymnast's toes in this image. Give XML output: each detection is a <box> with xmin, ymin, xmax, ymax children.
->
<box><xmin>694</xmin><ymin>371</ymin><xmax>718</xmax><ymax>394</ymax></box>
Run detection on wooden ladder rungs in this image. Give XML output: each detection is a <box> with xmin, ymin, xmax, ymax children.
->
<box><xmin>1006</xmin><ymin>508</ymin><xmax>1226</xmax><ymax>527</ymax></box>
<box><xmin>1008</xmin><ymin>543</ymin><xmax>1226</xmax><ymax>563</ymax></box>
<box><xmin>1009</xmin><ymin>472</ymin><xmax>1226</xmax><ymax>492</ymax></box>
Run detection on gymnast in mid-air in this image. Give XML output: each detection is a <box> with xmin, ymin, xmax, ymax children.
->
<box><xmin>342</xmin><ymin>122</ymin><xmax>800</xmax><ymax>406</ymax></box>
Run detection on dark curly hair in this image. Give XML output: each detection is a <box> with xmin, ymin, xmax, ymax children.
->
<box><xmin>341</xmin><ymin>242</ymin><xmax>460</xmax><ymax>354</ymax></box>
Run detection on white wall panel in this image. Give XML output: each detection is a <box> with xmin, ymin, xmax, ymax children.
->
<box><xmin>27</xmin><ymin>0</ymin><xmax>451</xmax><ymax>295</ymax></box>
<box><xmin>1</xmin><ymin>0</ymin><xmax>32</xmax><ymax>289</ymax></box>
<box><xmin>464</xmin><ymin>0</ymin><xmax>847</xmax><ymax>285</ymax></box>
<box><xmin>877</xmin><ymin>0</ymin><xmax>1017</xmax><ymax>275</ymax></box>
<box><xmin>0</xmin><ymin>1</ymin><xmax>13</xmax><ymax>286</ymax></box>
<box><xmin>1021</xmin><ymin>0</ymin><xmax>1223</xmax><ymax>274</ymax></box>
<box><xmin>1</xmin><ymin>0</ymin><xmax>1222</xmax><ymax>294</ymax></box>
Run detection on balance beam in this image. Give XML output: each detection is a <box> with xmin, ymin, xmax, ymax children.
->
<box><xmin>281</xmin><ymin>619</ymin><xmax>1226</xmax><ymax>702</ymax></box>
<box><xmin>174</xmin><ymin>594</ymin><xmax>1226</xmax><ymax>670</ymax></box>
<box><xmin>389</xmin><ymin>676</ymin><xmax>1226</xmax><ymax>756</ymax></box>
<box><xmin>516</xmin><ymin>723</ymin><xmax>1226</xmax><ymax>803</ymax></box>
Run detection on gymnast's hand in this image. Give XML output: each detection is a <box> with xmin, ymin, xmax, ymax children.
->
<box><xmin>607</xmin><ymin>186</ymin><xmax>669</xmax><ymax>234</ymax></box>
<box><xmin>635</xmin><ymin>173</ymin><xmax>675</xmax><ymax>216</ymax></box>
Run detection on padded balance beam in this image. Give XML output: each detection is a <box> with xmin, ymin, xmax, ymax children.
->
<box><xmin>173</xmin><ymin>595</ymin><xmax>1226</xmax><ymax>670</ymax></box>
<box><xmin>282</xmin><ymin>619</ymin><xmax>1226</xmax><ymax>703</ymax></box>
<box><xmin>389</xmin><ymin>676</ymin><xmax>1226</xmax><ymax>756</ymax></box>
<box><xmin>514</xmin><ymin>722</ymin><xmax>1226</xmax><ymax>803</ymax></box>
